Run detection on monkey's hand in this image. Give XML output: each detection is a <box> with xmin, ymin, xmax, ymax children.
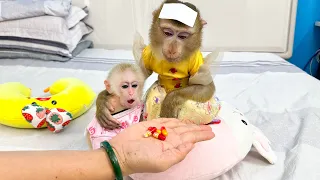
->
<box><xmin>159</xmin><ymin>91</ymin><xmax>184</xmax><ymax>118</ymax></box>
<box><xmin>159</xmin><ymin>83</ymin><xmax>215</xmax><ymax>118</ymax></box>
<box><xmin>95</xmin><ymin>91</ymin><xmax>121</xmax><ymax>130</ymax></box>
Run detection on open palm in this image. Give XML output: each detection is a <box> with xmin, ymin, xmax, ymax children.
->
<box><xmin>108</xmin><ymin>118</ymin><xmax>215</xmax><ymax>175</ymax></box>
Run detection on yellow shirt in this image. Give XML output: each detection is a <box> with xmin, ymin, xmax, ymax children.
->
<box><xmin>142</xmin><ymin>45</ymin><xmax>204</xmax><ymax>92</ymax></box>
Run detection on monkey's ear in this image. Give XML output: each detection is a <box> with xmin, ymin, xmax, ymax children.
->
<box><xmin>152</xmin><ymin>9</ymin><xmax>157</xmax><ymax>16</ymax></box>
<box><xmin>201</xmin><ymin>19</ymin><xmax>207</xmax><ymax>26</ymax></box>
<box><xmin>104</xmin><ymin>80</ymin><xmax>112</xmax><ymax>93</ymax></box>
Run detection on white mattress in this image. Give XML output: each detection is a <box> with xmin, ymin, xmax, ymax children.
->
<box><xmin>1</xmin><ymin>49</ymin><xmax>320</xmax><ymax>180</ymax></box>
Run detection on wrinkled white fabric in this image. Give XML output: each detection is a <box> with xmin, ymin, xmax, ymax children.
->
<box><xmin>0</xmin><ymin>49</ymin><xmax>320</xmax><ymax>180</ymax></box>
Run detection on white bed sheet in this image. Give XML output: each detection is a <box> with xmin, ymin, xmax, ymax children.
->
<box><xmin>0</xmin><ymin>49</ymin><xmax>320</xmax><ymax>180</ymax></box>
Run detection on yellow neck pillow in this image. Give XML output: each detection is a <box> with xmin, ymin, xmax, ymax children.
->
<box><xmin>0</xmin><ymin>78</ymin><xmax>96</xmax><ymax>132</ymax></box>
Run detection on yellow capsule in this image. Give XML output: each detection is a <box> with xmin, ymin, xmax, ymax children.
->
<box><xmin>153</xmin><ymin>132</ymin><xmax>160</xmax><ymax>139</ymax></box>
<box><xmin>156</xmin><ymin>129</ymin><xmax>161</xmax><ymax>134</ymax></box>
<box><xmin>144</xmin><ymin>131</ymin><xmax>152</xmax><ymax>138</ymax></box>
<box><xmin>162</xmin><ymin>130</ymin><xmax>168</xmax><ymax>136</ymax></box>
<box><xmin>161</xmin><ymin>126</ymin><xmax>168</xmax><ymax>136</ymax></box>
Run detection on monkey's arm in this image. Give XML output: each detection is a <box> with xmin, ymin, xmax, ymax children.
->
<box><xmin>132</xmin><ymin>32</ymin><xmax>153</xmax><ymax>78</ymax></box>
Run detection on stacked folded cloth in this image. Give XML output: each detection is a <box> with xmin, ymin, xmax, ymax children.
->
<box><xmin>0</xmin><ymin>0</ymin><xmax>93</xmax><ymax>61</ymax></box>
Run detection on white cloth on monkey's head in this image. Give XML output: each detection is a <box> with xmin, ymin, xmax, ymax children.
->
<box><xmin>159</xmin><ymin>3</ymin><xmax>198</xmax><ymax>27</ymax></box>
<box><xmin>86</xmin><ymin>104</ymin><xmax>143</xmax><ymax>149</ymax></box>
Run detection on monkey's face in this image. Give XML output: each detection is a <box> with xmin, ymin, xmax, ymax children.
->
<box><xmin>150</xmin><ymin>17</ymin><xmax>203</xmax><ymax>63</ymax></box>
<box><xmin>118</xmin><ymin>70</ymin><xmax>142</xmax><ymax>109</ymax></box>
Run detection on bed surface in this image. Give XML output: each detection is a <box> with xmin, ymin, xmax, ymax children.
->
<box><xmin>1</xmin><ymin>49</ymin><xmax>320</xmax><ymax>179</ymax></box>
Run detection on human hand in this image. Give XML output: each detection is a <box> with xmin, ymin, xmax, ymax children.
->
<box><xmin>108</xmin><ymin>118</ymin><xmax>215</xmax><ymax>176</ymax></box>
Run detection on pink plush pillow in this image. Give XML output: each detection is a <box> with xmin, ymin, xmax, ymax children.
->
<box><xmin>130</xmin><ymin>122</ymin><xmax>244</xmax><ymax>179</ymax></box>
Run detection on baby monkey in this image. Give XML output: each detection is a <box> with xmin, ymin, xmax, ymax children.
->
<box><xmin>86</xmin><ymin>63</ymin><xmax>146</xmax><ymax>149</ymax></box>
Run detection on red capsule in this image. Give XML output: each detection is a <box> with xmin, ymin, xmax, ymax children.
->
<box><xmin>150</xmin><ymin>127</ymin><xmax>157</xmax><ymax>133</ymax></box>
<box><xmin>158</xmin><ymin>133</ymin><xmax>166</xmax><ymax>141</ymax></box>
<box><xmin>148</xmin><ymin>127</ymin><xmax>156</xmax><ymax>131</ymax></box>
<box><xmin>144</xmin><ymin>127</ymin><xmax>157</xmax><ymax>137</ymax></box>
<box><xmin>152</xmin><ymin>131</ymin><xmax>167</xmax><ymax>141</ymax></box>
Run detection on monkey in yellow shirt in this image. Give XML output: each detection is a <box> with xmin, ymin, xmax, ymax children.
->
<box><xmin>140</xmin><ymin>44</ymin><xmax>221</xmax><ymax>123</ymax></box>
<box><xmin>131</xmin><ymin>1</ymin><xmax>221</xmax><ymax>120</ymax></box>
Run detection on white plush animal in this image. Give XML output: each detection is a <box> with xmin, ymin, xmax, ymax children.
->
<box><xmin>130</xmin><ymin>100</ymin><xmax>277</xmax><ymax>180</ymax></box>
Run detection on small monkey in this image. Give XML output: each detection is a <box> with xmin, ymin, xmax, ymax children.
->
<box><xmin>86</xmin><ymin>63</ymin><xmax>145</xmax><ymax>149</ymax></box>
<box><xmin>133</xmin><ymin>0</ymin><xmax>218</xmax><ymax>118</ymax></box>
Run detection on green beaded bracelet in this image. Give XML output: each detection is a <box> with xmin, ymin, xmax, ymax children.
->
<box><xmin>100</xmin><ymin>141</ymin><xmax>123</xmax><ymax>180</ymax></box>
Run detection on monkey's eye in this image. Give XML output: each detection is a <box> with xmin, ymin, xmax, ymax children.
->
<box><xmin>164</xmin><ymin>32</ymin><xmax>173</xmax><ymax>36</ymax></box>
<box><xmin>178</xmin><ymin>35</ymin><xmax>187</xmax><ymax>39</ymax></box>
<box><xmin>122</xmin><ymin>85</ymin><xmax>129</xmax><ymax>89</ymax></box>
<box><xmin>132</xmin><ymin>84</ymin><xmax>138</xmax><ymax>88</ymax></box>
<box><xmin>178</xmin><ymin>32</ymin><xmax>190</xmax><ymax>40</ymax></box>
<box><xmin>163</xmin><ymin>29</ymin><xmax>173</xmax><ymax>37</ymax></box>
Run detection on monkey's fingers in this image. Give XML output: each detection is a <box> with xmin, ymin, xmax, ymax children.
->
<box><xmin>97</xmin><ymin>116</ymin><xmax>112</xmax><ymax>129</ymax></box>
<box><xmin>96</xmin><ymin>110</ymin><xmax>120</xmax><ymax>129</ymax></box>
<box><xmin>97</xmin><ymin>115</ymin><xmax>119</xmax><ymax>130</ymax></box>
<box><xmin>104</xmin><ymin>120</ymin><xmax>121</xmax><ymax>130</ymax></box>
<box><xmin>96</xmin><ymin>113</ymin><xmax>110</xmax><ymax>128</ymax></box>
<box><xmin>101</xmin><ymin>109</ymin><xmax>121</xmax><ymax>127</ymax></box>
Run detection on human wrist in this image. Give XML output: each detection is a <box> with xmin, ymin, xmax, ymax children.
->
<box><xmin>100</xmin><ymin>141</ymin><xmax>131</xmax><ymax>177</ymax></box>
<box><xmin>95</xmin><ymin>148</ymin><xmax>117</xmax><ymax>179</ymax></box>
<box><xmin>110</xmin><ymin>145</ymin><xmax>131</xmax><ymax>176</ymax></box>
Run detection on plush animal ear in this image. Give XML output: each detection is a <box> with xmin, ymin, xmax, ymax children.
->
<box><xmin>104</xmin><ymin>80</ymin><xmax>112</xmax><ymax>93</ymax></box>
<box><xmin>252</xmin><ymin>125</ymin><xmax>277</xmax><ymax>164</ymax></box>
